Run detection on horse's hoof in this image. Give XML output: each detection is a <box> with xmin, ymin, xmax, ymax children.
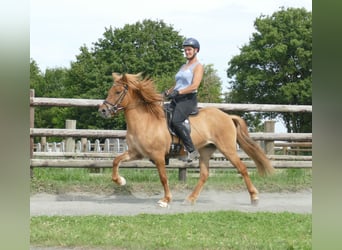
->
<box><xmin>182</xmin><ymin>198</ymin><xmax>195</xmax><ymax>206</ymax></box>
<box><xmin>119</xmin><ymin>176</ymin><xmax>126</xmax><ymax>186</ymax></box>
<box><xmin>157</xmin><ymin>200</ymin><xmax>169</xmax><ymax>208</ymax></box>
<box><xmin>251</xmin><ymin>198</ymin><xmax>259</xmax><ymax>206</ymax></box>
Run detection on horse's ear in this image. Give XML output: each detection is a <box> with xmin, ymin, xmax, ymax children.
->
<box><xmin>136</xmin><ymin>72</ymin><xmax>143</xmax><ymax>79</ymax></box>
<box><xmin>121</xmin><ymin>73</ymin><xmax>128</xmax><ymax>83</ymax></box>
<box><xmin>112</xmin><ymin>72</ymin><xmax>121</xmax><ymax>82</ymax></box>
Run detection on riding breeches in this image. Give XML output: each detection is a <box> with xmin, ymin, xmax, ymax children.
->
<box><xmin>170</xmin><ymin>93</ymin><xmax>197</xmax><ymax>152</ymax></box>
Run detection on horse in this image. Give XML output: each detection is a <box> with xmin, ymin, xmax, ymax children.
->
<box><xmin>98</xmin><ymin>73</ymin><xmax>274</xmax><ymax>207</ymax></box>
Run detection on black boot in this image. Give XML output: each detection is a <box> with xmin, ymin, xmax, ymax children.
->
<box><xmin>173</xmin><ymin>123</ymin><xmax>195</xmax><ymax>152</ymax></box>
<box><xmin>173</xmin><ymin>123</ymin><xmax>198</xmax><ymax>162</ymax></box>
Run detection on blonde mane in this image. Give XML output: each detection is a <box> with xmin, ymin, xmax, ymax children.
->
<box><xmin>113</xmin><ymin>73</ymin><xmax>165</xmax><ymax>119</ymax></box>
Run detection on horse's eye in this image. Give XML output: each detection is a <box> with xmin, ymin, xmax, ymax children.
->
<box><xmin>115</xmin><ymin>91</ymin><xmax>121</xmax><ymax>95</ymax></box>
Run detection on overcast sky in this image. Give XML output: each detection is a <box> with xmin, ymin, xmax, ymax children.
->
<box><xmin>30</xmin><ymin>0</ymin><xmax>312</xmax><ymax>131</ymax></box>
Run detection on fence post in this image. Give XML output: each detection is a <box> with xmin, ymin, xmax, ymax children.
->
<box><xmin>76</xmin><ymin>140</ymin><xmax>81</xmax><ymax>152</ymax></box>
<box><xmin>40</xmin><ymin>137</ymin><xmax>47</xmax><ymax>152</ymax></box>
<box><xmin>52</xmin><ymin>142</ymin><xmax>57</xmax><ymax>152</ymax></box>
<box><xmin>264</xmin><ymin>120</ymin><xmax>275</xmax><ymax>155</ymax></box>
<box><xmin>30</xmin><ymin>89</ymin><xmax>35</xmax><ymax>177</ymax></box>
<box><xmin>104</xmin><ymin>139</ymin><xmax>110</xmax><ymax>152</ymax></box>
<box><xmin>86</xmin><ymin>140</ymin><xmax>91</xmax><ymax>152</ymax></box>
<box><xmin>81</xmin><ymin>138</ymin><xmax>87</xmax><ymax>152</ymax></box>
<box><xmin>65</xmin><ymin>120</ymin><xmax>76</xmax><ymax>152</ymax></box>
<box><xmin>178</xmin><ymin>168</ymin><xmax>187</xmax><ymax>182</ymax></box>
<box><xmin>94</xmin><ymin>139</ymin><xmax>101</xmax><ymax>152</ymax></box>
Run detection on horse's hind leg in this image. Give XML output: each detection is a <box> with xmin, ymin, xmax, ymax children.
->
<box><xmin>226</xmin><ymin>152</ymin><xmax>259</xmax><ymax>204</ymax></box>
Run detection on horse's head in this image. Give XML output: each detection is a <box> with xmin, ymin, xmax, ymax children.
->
<box><xmin>98</xmin><ymin>73</ymin><xmax>130</xmax><ymax>118</ymax></box>
<box><xmin>99</xmin><ymin>72</ymin><xmax>164</xmax><ymax>119</ymax></box>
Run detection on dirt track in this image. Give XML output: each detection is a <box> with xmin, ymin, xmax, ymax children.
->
<box><xmin>30</xmin><ymin>189</ymin><xmax>312</xmax><ymax>216</ymax></box>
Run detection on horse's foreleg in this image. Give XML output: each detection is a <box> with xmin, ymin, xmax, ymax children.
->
<box><xmin>154</xmin><ymin>159</ymin><xmax>172</xmax><ymax>208</ymax></box>
<box><xmin>112</xmin><ymin>152</ymin><xmax>131</xmax><ymax>186</ymax></box>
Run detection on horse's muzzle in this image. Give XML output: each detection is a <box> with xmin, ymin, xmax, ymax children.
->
<box><xmin>98</xmin><ymin>106</ymin><xmax>111</xmax><ymax>118</ymax></box>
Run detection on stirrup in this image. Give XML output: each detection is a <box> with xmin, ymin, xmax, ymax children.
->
<box><xmin>186</xmin><ymin>151</ymin><xmax>199</xmax><ymax>162</ymax></box>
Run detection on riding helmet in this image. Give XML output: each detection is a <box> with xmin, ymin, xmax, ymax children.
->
<box><xmin>183</xmin><ymin>38</ymin><xmax>200</xmax><ymax>52</ymax></box>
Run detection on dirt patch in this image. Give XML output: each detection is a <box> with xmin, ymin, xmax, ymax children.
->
<box><xmin>30</xmin><ymin>189</ymin><xmax>312</xmax><ymax>216</ymax></box>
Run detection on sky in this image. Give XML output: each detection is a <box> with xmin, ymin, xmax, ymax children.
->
<box><xmin>30</xmin><ymin>0</ymin><xmax>312</xmax><ymax>132</ymax></box>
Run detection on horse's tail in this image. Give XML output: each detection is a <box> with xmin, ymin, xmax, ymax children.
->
<box><xmin>231</xmin><ymin>115</ymin><xmax>275</xmax><ymax>176</ymax></box>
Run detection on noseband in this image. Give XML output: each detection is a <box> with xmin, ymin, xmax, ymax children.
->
<box><xmin>102</xmin><ymin>84</ymin><xmax>128</xmax><ymax>114</ymax></box>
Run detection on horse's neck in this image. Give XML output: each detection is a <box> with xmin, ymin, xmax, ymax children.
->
<box><xmin>124</xmin><ymin>107</ymin><xmax>163</xmax><ymax>131</ymax></box>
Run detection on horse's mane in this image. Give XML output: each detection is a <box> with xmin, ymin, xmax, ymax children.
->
<box><xmin>113</xmin><ymin>73</ymin><xmax>165</xmax><ymax>119</ymax></box>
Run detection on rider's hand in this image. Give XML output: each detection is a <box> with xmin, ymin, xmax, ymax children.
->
<box><xmin>163</xmin><ymin>89</ymin><xmax>170</xmax><ymax>97</ymax></box>
<box><xmin>167</xmin><ymin>90</ymin><xmax>179</xmax><ymax>100</ymax></box>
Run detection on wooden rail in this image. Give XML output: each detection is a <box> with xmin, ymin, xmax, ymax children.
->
<box><xmin>30</xmin><ymin>158</ymin><xmax>312</xmax><ymax>169</ymax></box>
<box><xmin>30</xmin><ymin>128</ymin><xmax>312</xmax><ymax>141</ymax></box>
<box><xmin>30</xmin><ymin>96</ymin><xmax>312</xmax><ymax>113</ymax></box>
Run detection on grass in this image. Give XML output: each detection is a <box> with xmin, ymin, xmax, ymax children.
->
<box><xmin>31</xmin><ymin>211</ymin><xmax>312</xmax><ymax>249</ymax></box>
<box><xmin>30</xmin><ymin>168</ymin><xmax>312</xmax><ymax>249</ymax></box>
<box><xmin>30</xmin><ymin>167</ymin><xmax>312</xmax><ymax>195</ymax></box>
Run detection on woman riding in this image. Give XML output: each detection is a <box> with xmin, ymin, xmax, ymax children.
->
<box><xmin>165</xmin><ymin>37</ymin><xmax>204</xmax><ymax>162</ymax></box>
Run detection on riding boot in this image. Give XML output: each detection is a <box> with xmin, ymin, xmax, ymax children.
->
<box><xmin>173</xmin><ymin>124</ymin><xmax>198</xmax><ymax>162</ymax></box>
<box><xmin>173</xmin><ymin>124</ymin><xmax>195</xmax><ymax>152</ymax></box>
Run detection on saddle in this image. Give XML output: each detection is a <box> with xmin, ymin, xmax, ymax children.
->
<box><xmin>163</xmin><ymin>103</ymin><xmax>198</xmax><ymax>161</ymax></box>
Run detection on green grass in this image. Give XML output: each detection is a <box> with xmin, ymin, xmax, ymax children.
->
<box><xmin>30</xmin><ymin>167</ymin><xmax>312</xmax><ymax>195</ymax></box>
<box><xmin>30</xmin><ymin>168</ymin><xmax>312</xmax><ymax>249</ymax></box>
<box><xmin>31</xmin><ymin>211</ymin><xmax>311</xmax><ymax>249</ymax></box>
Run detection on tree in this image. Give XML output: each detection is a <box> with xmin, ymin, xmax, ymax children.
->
<box><xmin>62</xmin><ymin>19</ymin><xmax>186</xmax><ymax>130</ymax></box>
<box><xmin>30</xmin><ymin>59</ymin><xmax>71</xmax><ymax>131</ymax></box>
<box><xmin>226</xmin><ymin>7</ymin><xmax>312</xmax><ymax>133</ymax></box>
<box><xmin>94</xmin><ymin>19</ymin><xmax>185</xmax><ymax>77</ymax></box>
<box><xmin>197</xmin><ymin>64</ymin><xmax>222</xmax><ymax>103</ymax></box>
<box><xmin>30</xmin><ymin>59</ymin><xmax>45</xmax><ymax>96</ymax></box>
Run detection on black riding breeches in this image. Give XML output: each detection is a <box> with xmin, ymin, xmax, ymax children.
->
<box><xmin>170</xmin><ymin>93</ymin><xmax>197</xmax><ymax>152</ymax></box>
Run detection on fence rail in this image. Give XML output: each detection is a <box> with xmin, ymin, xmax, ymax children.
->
<box><xmin>30</xmin><ymin>89</ymin><xmax>312</xmax><ymax>180</ymax></box>
<box><xmin>30</xmin><ymin>158</ymin><xmax>312</xmax><ymax>169</ymax></box>
<box><xmin>30</xmin><ymin>96</ymin><xmax>312</xmax><ymax>112</ymax></box>
<box><xmin>30</xmin><ymin>128</ymin><xmax>312</xmax><ymax>141</ymax></box>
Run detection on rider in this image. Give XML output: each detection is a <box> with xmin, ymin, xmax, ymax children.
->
<box><xmin>165</xmin><ymin>37</ymin><xmax>204</xmax><ymax>162</ymax></box>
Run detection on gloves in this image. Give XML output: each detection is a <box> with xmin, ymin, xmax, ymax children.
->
<box><xmin>163</xmin><ymin>89</ymin><xmax>169</xmax><ymax>97</ymax></box>
<box><xmin>166</xmin><ymin>90</ymin><xmax>179</xmax><ymax>100</ymax></box>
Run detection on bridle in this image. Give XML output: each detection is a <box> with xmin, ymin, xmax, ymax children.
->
<box><xmin>102</xmin><ymin>84</ymin><xmax>128</xmax><ymax>114</ymax></box>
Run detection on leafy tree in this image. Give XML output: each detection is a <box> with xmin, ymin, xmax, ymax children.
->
<box><xmin>30</xmin><ymin>59</ymin><xmax>69</xmax><ymax>98</ymax></box>
<box><xmin>62</xmin><ymin>19</ymin><xmax>186</xmax><ymax>130</ymax></box>
<box><xmin>30</xmin><ymin>59</ymin><xmax>71</xmax><ymax>142</ymax></box>
<box><xmin>95</xmin><ymin>19</ymin><xmax>185</xmax><ymax>77</ymax></box>
<box><xmin>30</xmin><ymin>59</ymin><xmax>45</xmax><ymax>97</ymax></box>
<box><xmin>197</xmin><ymin>64</ymin><xmax>222</xmax><ymax>103</ymax></box>
<box><xmin>226</xmin><ymin>7</ymin><xmax>312</xmax><ymax>133</ymax></box>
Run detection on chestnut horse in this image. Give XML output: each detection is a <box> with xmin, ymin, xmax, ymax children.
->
<box><xmin>98</xmin><ymin>73</ymin><xmax>274</xmax><ymax>207</ymax></box>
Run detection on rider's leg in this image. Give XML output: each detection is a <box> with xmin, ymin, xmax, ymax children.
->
<box><xmin>170</xmin><ymin>97</ymin><xmax>198</xmax><ymax>161</ymax></box>
<box><xmin>172</xmin><ymin>120</ymin><xmax>198</xmax><ymax>162</ymax></box>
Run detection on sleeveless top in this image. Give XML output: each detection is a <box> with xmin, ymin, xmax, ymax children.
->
<box><xmin>174</xmin><ymin>62</ymin><xmax>199</xmax><ymax>93</ymax></box>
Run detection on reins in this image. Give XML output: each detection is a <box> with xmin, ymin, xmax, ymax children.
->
<box><xmin>102</xmin><ymin>84</ymin><xmax>128</xmax><ymax>115</ymax></box>
<box><xmin>103</xmin><ymin>84</ymin><xmax>162</xmax><ymax>115</ymax></box>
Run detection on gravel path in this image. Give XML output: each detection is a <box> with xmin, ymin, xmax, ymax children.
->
<box><xmin>30</xmin><ymin>189</ymin><xmax>312</xmax><ymax>216</ymax></box>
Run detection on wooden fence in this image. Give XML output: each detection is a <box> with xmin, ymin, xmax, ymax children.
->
<box><xmin>30</xmin><ymin>89</ymin><xmax>312</xmax><ymax>179</ymax></box>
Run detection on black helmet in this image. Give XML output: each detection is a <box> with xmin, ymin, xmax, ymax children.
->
<box><xmin>183</xmin><ymin>38</ymin><xmax>200</xmax><ymax>52</ymax></box>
